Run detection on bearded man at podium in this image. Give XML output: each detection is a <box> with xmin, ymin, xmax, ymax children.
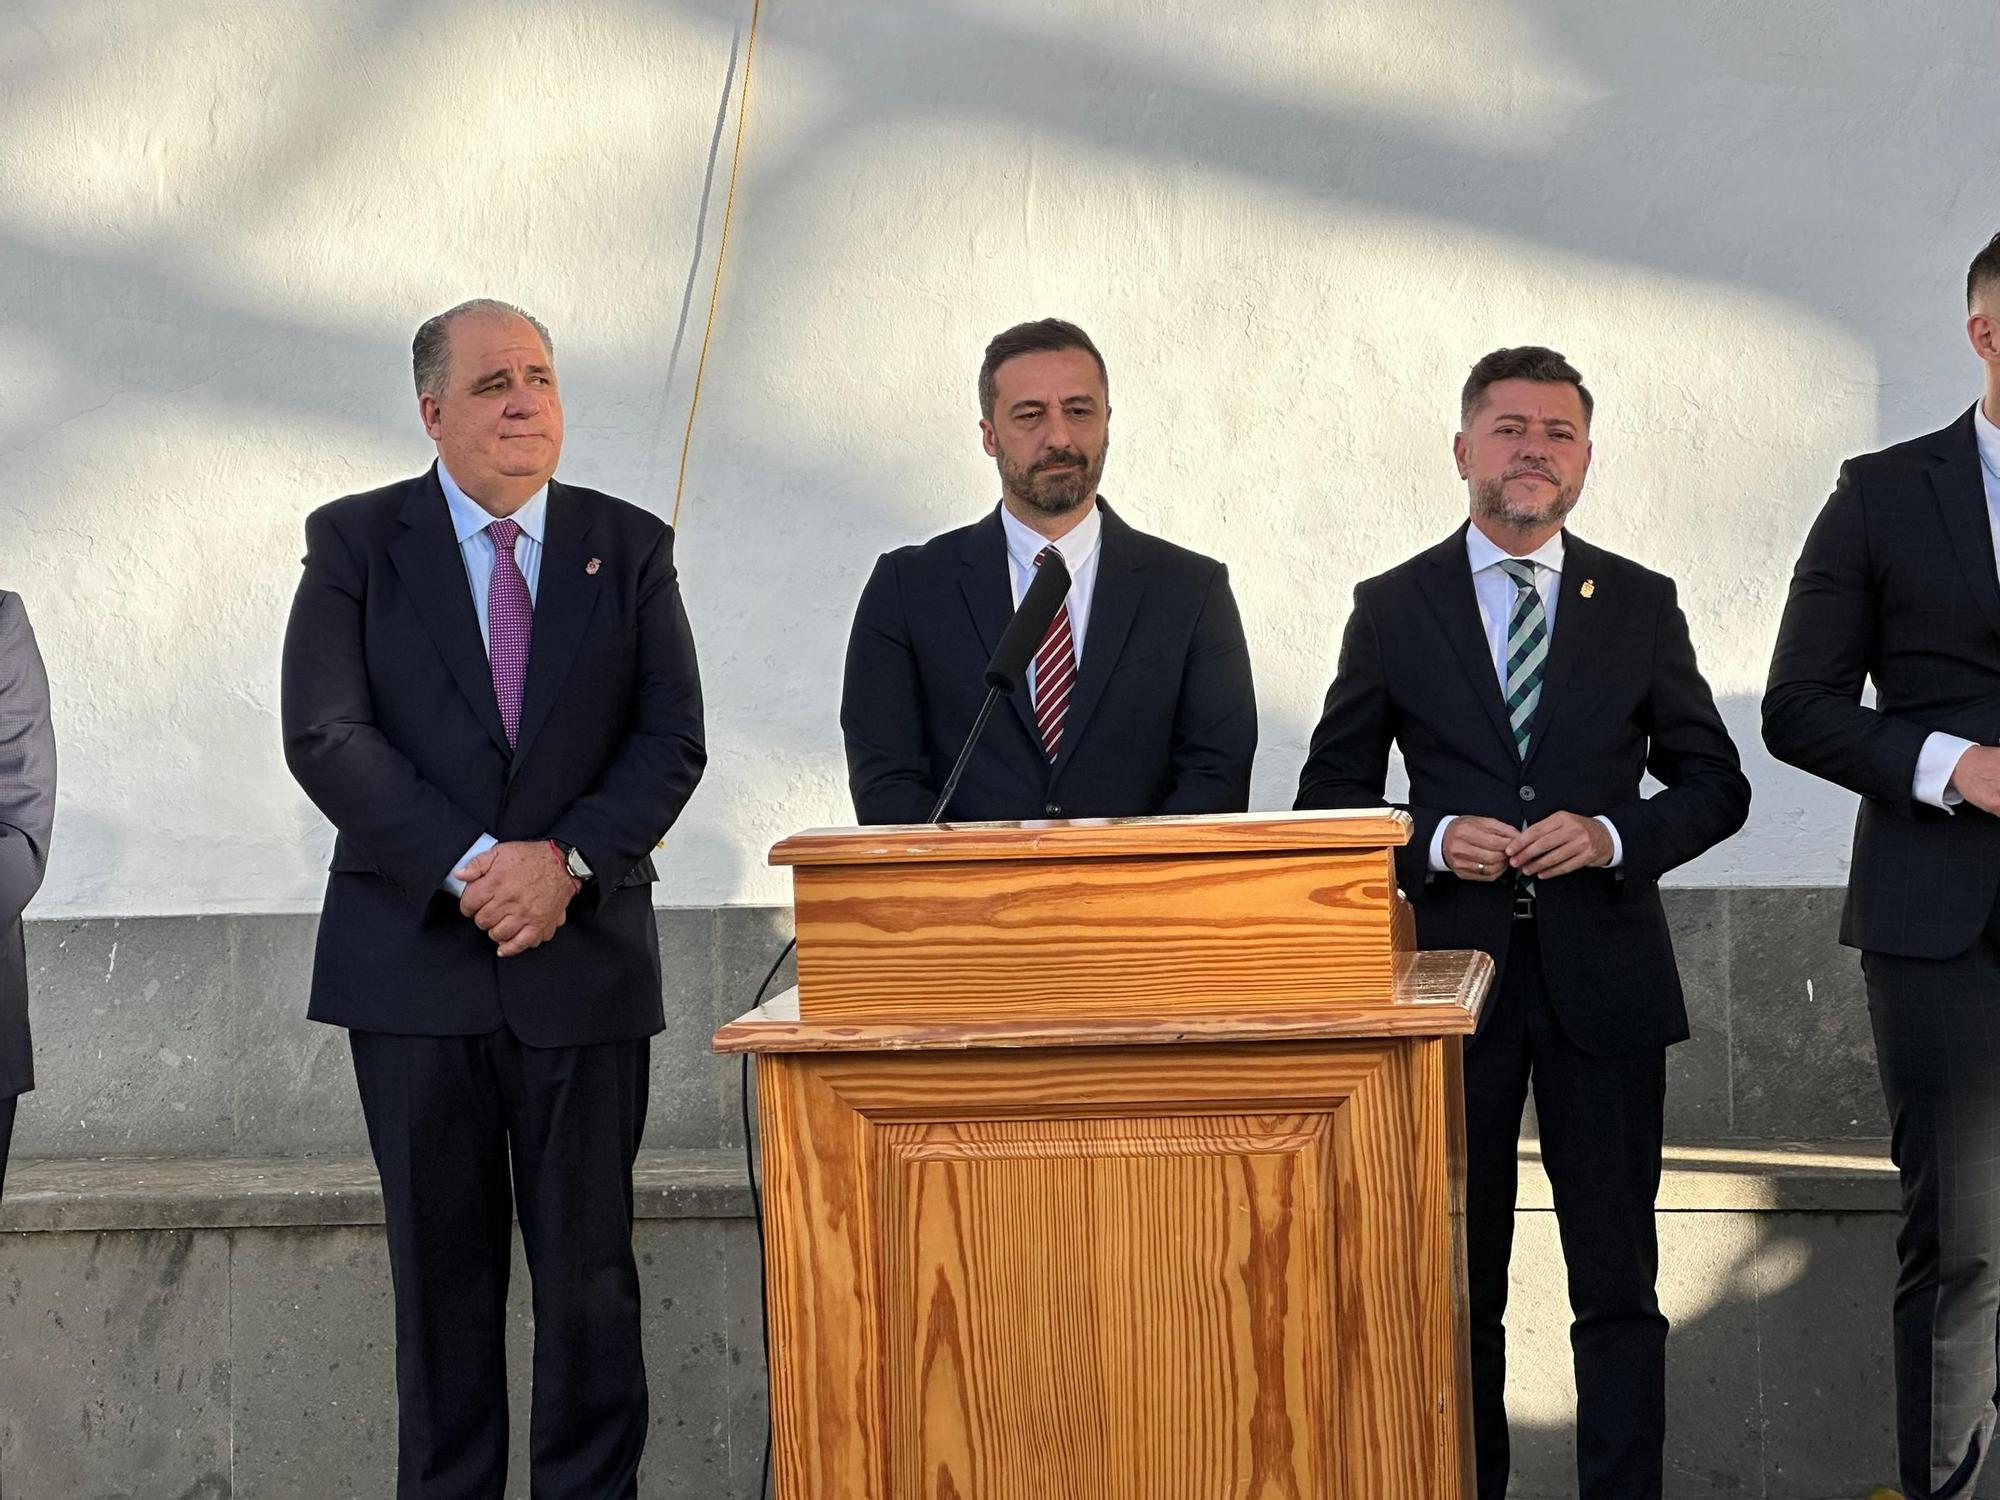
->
<box><xmin>1295</xmin><ymin>346</ymin><xmax>1749</xmax><ymax>1500</ymax></box>
<box><xmin>840</xmin><ymin>318</ymin><xmax>1257</xmax><ymax>824</ymax></box>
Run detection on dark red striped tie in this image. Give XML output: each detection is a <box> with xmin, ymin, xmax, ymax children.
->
<box><xmin>1031</xmin><ymin>546</ymin><xmax>1076</xmax><ymax>762</ymax></box>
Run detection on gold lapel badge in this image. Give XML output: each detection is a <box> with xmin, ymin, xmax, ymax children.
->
<box><xmin>585</xmin><ymin>557</ymin><xmax>602</xmax><ymax>575</ymax></box>
<box><xmin>1580</xmin><ymin>579</ymin><xmax>1596</xmax><ymax>599</ymax></box>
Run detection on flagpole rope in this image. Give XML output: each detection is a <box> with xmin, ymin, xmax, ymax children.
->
<box><xmin>673</xmin><ymin>0</ymin><xmax>764</xmax><ymax>530</ymax></box>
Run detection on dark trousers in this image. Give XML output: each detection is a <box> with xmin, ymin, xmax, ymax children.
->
<box><xmin>0</xmin><ymin>1092</ymin><xmax>15</xmax><ymax>1202</ymax></box>
<box><xmin>350</xmin><ymin>1027</ymin><xmax>652</xmax><ymax>1500</ymax></box>
<box><xmin>1463</xmin><ymin>927</ymin><xmax>1669</xmax><ymax>1500</ymax></box>
<box><xmin>1865</xmin><ymin>904</ymin><xmax>2000</xmax><ymax>1500</ymax></box>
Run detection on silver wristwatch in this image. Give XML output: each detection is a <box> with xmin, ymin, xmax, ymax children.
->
<box><xmin>554</xmin><ymin>841</ymin><xmax>593</xmax><ymax>883</ymax></box>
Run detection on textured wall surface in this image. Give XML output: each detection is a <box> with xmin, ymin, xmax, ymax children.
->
<box><xmin>4</xmin><ymin>2</ymin><xmax>1999</xmax><ymax>917</ymax></box>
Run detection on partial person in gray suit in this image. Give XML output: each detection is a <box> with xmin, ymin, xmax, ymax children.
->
<box><xmin>0</xmin><ymin>593</ymin><xmax>56</xmax><ymax>1202</ymax></box>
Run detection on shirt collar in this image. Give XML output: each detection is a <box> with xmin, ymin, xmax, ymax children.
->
<box><xmin>998</xmin><ymin>496</ymin><xmax>1104</xmax><ymax>577</ymax></box>
<box><xmin>1465</xmin><ymin>522</ymin><xmax>1564</xmax><ymax>577</ymax></box>
<box><xmin>436</xmin><ymin>461</ymin><xmax>549</xmax><ymax>546</ymax></box>
<box><xmin>1974</xmin><ymin>400</ymin><xmax>2000</xmax><ymax>483</ymax></box>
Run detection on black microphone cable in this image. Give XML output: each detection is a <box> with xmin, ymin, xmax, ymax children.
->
<box><xmin>740</xmin><ymin>936</ymin><xmax>791</xmax><ymax>1500</ymax></box>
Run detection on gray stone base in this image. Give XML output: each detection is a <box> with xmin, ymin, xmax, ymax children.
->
<box><xmin>11</xmin><ymin>887</ymin><xmax>1878</xmax><ymax>1157</ymax></box>
<box><xmin>0</xmin><ymin>889</ymin><xmax>1925</xmax><ymax>1497</ymax></box>
<box><xmin>1509</xmin><ymin>1146</ymin><xmax>1908</xmax><ymax>1500</ymax></box>
<box><xmin>0</xmin><ymin>1158</ymin><xmax>767</xmax><ymax>1500</ymax></box>
<box><xmin>11</xmin><ymin>906</ymin><xmax>795</xmax><ymax>1161</ymax></box>
<box><xmin>0</xmin><ymin>1144</ymin><xmax>1925</xmax><ymax>1499</ymax></box>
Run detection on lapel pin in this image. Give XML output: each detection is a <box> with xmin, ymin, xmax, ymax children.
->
<box><xmin>585</xmin><ymin>557</ymin><xmax>601</xmax><ymax>576</ymax></box>
<box><xmin>1580</xmin><ymin>579</ymin><xmax>1596</xmax><ymax>599</ymax></box>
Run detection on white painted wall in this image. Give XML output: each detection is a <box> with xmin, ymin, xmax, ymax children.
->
<box><xmin>3</xmin><ymin>0</ymin><xmax>1997</xmax><ymax>915</ymax></box>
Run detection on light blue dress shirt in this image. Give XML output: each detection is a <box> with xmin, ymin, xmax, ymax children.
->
<box><xmin>1427</xmin><ymin>525</ymin><xmax>1625</xmax><ymax>873</ymax></box>
<box><xmin>1913</xmin><ymin>401</ymin><xmax>2000</xmax><ymax>810</ymax></box>
<box><xmin>437</xmin><ymin>462</ymin><xmax>548</xmax><ymax>643</ymax></box>
<box><xmin>435</xmin><ymin>462</ymin><xmax>549</xmax><ymax>895</ymax></box>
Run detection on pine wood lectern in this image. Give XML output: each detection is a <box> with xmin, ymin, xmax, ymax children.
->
<box><xmin>714</xmin><ymin>808</ymin><xmax>1493</xmax><ymax>1499</ymax></box>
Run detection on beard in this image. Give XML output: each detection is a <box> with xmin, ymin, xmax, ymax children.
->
<box><xmin>1472</xmin><ymin>466</ymin><xmax>1579</xmax><ymax>530</ymax></box>
<box><xmin>999</xmin><ymin>434</ymin><xmax>1109</xmax><ymax>517</ymax></box>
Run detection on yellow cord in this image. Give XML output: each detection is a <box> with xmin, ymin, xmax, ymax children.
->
<box><xmin>672</xmin><ymin>0</ymin><xmax>763</xmax><ymax>531</ymax></box>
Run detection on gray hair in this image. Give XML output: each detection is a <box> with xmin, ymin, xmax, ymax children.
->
<box><xmin>412</xmin><ymin>298</ymin><xmax>555</xmax><ymax>398</ymax></box>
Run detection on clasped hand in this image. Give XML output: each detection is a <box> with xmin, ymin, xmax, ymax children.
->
<box><xmin>1442</xmin><ymin>811</ymin><xmax>1612</xmax><ymax>883</ymax></box>
<box><xmin>1949</xmin><ymin>745</ymin><xmax>2000</xmax><ymax>816</ymax></box>
<box><xmin>454</xmin><ymin>840</ymin><xmax>578</xmax><ymax>957</ymax></box>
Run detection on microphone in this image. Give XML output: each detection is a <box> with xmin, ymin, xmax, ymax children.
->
<box><xmin>928</xmin><ymin>548</ymin><xmax>1072</xmax><ymax>821</ymax></box>
<box><xmin>983</xmin><ymin>550</ymin><xmax>1072</xmax><ymax>694</ymax></box>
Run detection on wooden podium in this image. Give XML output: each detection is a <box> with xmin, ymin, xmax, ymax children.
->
<box><xmin>714</xmin><ymin>808</ymin><xmax>1493</xmax><ymax>1499</ymax></box>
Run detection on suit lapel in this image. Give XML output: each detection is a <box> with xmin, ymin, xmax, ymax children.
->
<box><xmin>388</xmin><ymin>468</ymin><xmax>512</xmax><ymax>757</ymax></box>
<box><xmin>958</xmin><ymin>510</ymin><xmax>1044</xmax><ymax>750</ymax></box>
<box><xmin>511</xmin><ymin>480</ymin><xmax>600</xmax><ymax>769</ymax></box>
<box><xmin>1046</xmin><ymin>503</ymin><xmax>1142</xmax><ymax>792</ymax></box>
<box><xmin>1928</xmin><ymin>407</ymin><xmax>2000</xmax><ymax>643</ymax></box>
<box><xmin>1520</xmin><ymin>531</ymin><xmax>1600</xmax><ymax>772</ymax></box>
<box><xmin>1417</xmin><ymin>525</ymin><xmax>1520</xmax><ymax>765</ymax></box>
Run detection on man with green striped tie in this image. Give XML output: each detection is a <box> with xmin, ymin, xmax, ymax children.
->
<box><xmin>1295</xmin><ymin>346</ymin><xmax>1750</xmax><ymax>1500</ymax></box>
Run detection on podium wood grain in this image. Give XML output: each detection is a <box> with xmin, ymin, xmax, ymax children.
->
<box><xmin>729</xmin><ymin>811</ymin><xmax>1482</xmax><ymax>1499</ymax></box>
<box><xmin>772</xmin><ymin>811</ymin><xmax>1417</xmax><ymax>1023</ymax></box>
<box><xmin>753</xmin><ymin>1034</ymin><xmax>1473</xmax><ymax>1499</ymax></box>
<box><xmin>713</xmin><ymin>951</ymin><xmax>1487</xmax><ymax>1055</ymax></box>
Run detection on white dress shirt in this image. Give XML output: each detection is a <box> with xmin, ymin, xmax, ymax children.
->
<box><xmin>1428</xmin><ymin>526</ymin><xmax>1625</xmax><ymax>873</ymax></box>
<box><xmin>1913</xmin><ymin>401</ymin><xmax>2000</xmax><ymax>810</ymax></box>
<box><xmin>436</xmin><ymin>462</ymin><xmax>550</xmax><ymax>895</ymax></box>
<box><xmin>999</xmin><ymin>499</ymin><xmax>1104</xmax><ymax>697</ymax></box>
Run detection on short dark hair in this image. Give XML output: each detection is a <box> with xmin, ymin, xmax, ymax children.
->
<box><xmin>1968</xmin><ymin>231</ymin><xmax>2000</xmax><ymax>310</ymax></box>
<box><xmin>978</xmin><ymin>319</ymin><xmax>1108</xmax><ymax>419</ymax></box>
<box><xmin>1460</xmin><ymin>345</ymin><xmax>1593</xmax><ymax>427</ymax></box>
<box><xmin>412</xmin><ymin>298</ymin><xmax>554</xmax><ymax>398</ymax></box>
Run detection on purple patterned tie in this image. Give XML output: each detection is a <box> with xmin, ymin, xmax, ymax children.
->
<box><xmin>486</xmin><ymin>518</ymin><xmax>532</xmax><ymax>744</ymax></box>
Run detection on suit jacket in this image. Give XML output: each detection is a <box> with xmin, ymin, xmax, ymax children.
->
<box><xmin>840</xmin><ymin>500</ymin><xmax>1257</xmax><ymax>824</ymax></box>
<box><xmin>1764</xmin><ymin>406</ymin><xmax>2000</xmax><ymax>959</ymax></box>
<box><xmin>281</xmin><ymin>467</ymin><xmax>706</xmax><ymax>1045</ymax></box>
<box><xmin>1295</xmin><ymin>525</ymin><xmax>1748</xmax><ymax>1056</ymax></box>
<box><xmin>0</xmin><ymin>594</ymin><xmax>56</xmax><ymax>1101</ymax></box>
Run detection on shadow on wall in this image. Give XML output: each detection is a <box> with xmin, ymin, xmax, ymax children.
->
<box><xmin>5</xmin><ymin>0</ymin><xmax>1994</xmax><ymax>909</ymax></box>
<box><xmin>1503</xmin><ymin>1204</ymin><xmax>1913</xmax><ymax>1498</ymax></box>
<box><xmin>636</xmin><ymin>0</ymin><xmax>2000</xmax><ymax>430</ymax></box>
<box><xmin>7</xmin><ymin>0</ymin><xmax>1995</xmax><ymax>460</ymax></box>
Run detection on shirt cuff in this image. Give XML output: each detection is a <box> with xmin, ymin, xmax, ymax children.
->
<box><xmin>1594</xmin><ymin>815</ymin><xmax>1624</xmax><ymax>868</ymax></box>
<box><xmin>1428</xmin><ymin>815</ymin><xmax>1456</xmax><ymax>874</ymax></box>
<box><xmin>1915</xmin><ymin>732</ymin><xmax>1977</xmax><ymax>812</ymax></box>
<box><xmin>443</xmin><ymin>832</ymin><xmax>499</xmax><ymax>896</ymax></box>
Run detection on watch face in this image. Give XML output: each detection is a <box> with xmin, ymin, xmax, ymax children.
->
<box><xmin>566</xmin><ymin>847</ymin><xmax>592</xmax><ymax>880</ymax></box>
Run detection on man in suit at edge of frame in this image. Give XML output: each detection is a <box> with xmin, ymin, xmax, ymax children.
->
<box><xmin>0</xmin><ymin>590</ymin><xmax>54</xmax><ymax>1204</ymax></box>
<box><xmin>840</xmin><ymin>317</ymin><xmax>1257</xmax><ymax>825</ymax></box>
<box><xmin>1766</xmin><ymin>230</ymin><xmax>2000</xmax><ymax>1500</ymax></box>
<box><xmin>1295</xmin><ymin>345</ymin><xmax>1749</xmax><ymax>1500</ymax></box>
<box><xmin>281</xmin><ymin>298</ymin><xmax>705</xmax><ymax>1499</ymax></box>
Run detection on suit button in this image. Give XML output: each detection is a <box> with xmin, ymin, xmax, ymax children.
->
<box><xmin>1520</xmin><ymin>785</ymin><xmax>1537</xmax><ymax>802</ymax></box>
<box><xmin>1044</xmin><ymin>803</ymin><xmax>1062</xmax><ymax>815</ymax></box>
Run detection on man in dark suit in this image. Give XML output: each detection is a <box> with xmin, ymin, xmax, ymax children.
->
<box><xmin>1765</xmin><ymin>232</ymin><xmax>2000</xmax><ymax>1500</ymax></box>
<box><xmin>281</xmin><ymin>299</ymin><xmax>705</xmax><ymax>1499</ymax></box>
<box><xmin>1296</xmin><ymin>347</ymin><xmax>1748</xmax><ymax>1500</ymax></box>
<box><xmin>841</xmin><ymin>317</ymin><xmax>1256</xmax><ymax>824</ymax></box>
<box><xmin>0</xmin><ymin>592</ymin><xmax>55</xmax><ymax>1203</ymax></box>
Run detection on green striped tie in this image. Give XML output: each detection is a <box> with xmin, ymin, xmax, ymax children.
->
<box><xmin>1499</xmin><ymin>559</ymin><xmax>1546</xmax><ymax>892</ymax></box>
<box><xmin>1499</xmin><ymin>559</ymin><xmax>1546</xmax><ymax>757</ymax></box>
